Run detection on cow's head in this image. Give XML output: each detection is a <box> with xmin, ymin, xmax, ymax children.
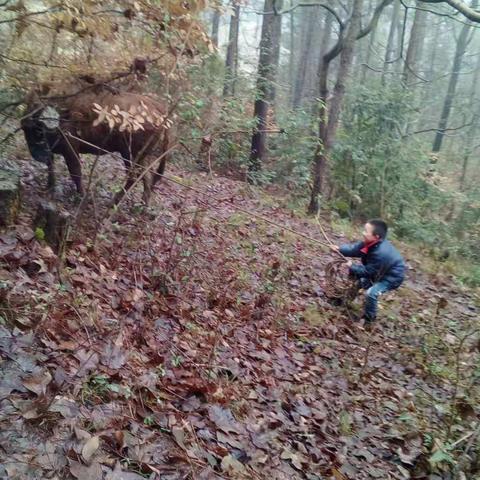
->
<box><xmin>21</xmin><ymin>113</ymin><xmax>54</xmax><ymax>165</ymax></box>
<box><xmin>21</xmin><ymin>89</ymin><xmax>58</xmax><ymax>165</ymax></box>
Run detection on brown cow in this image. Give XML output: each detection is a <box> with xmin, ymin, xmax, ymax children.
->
<box><xmin>21</xmin><ymin>91</ymin><xmax>173</xmax><ymax>205</ymax></box>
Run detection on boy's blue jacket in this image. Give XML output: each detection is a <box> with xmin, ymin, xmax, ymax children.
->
<box><xmin>339</xmin><ymin>239</ymin><xmax>406</xmax><ymax>287</ymax></box>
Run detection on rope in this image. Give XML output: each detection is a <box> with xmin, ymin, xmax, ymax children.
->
<box><xmin>61</xmin><ymin>133</ymin><xmax>358</xmax><ymax>300</ymax></box>
<box><xmin>64</xmin><ymin>132</ymin><xmax>341</xmax><ymax>252</ymax></box>
<box><xmin>324</xmin><ymin>259</ymin><xmax>359</xmax><ymax>301</ymax></box>
<box><xmin>314</xmin><ymin>214</ymin><xmax>358</xmax><ymax>301</ymax></box>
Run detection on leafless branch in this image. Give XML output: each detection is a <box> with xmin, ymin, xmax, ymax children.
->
<box><xmin>0</xmin><ymin>5</ymin><xmax>62</xmax><ymax>25</ymax></box>
<box><xmin>403</xmin><ymin>121</ymin><xmax>473</xmax><ymax>137</ymax></box>
<box><xmin>325</xmin><ymin>0</ymin><xmax>393</xmax><ymax>62</ymax></box>
<box><xmin>420</xmin><ymin>0</ymin><xmax>480</xmax><ymax>22</ymax></box>
<box><xmin>402</xmin><ymin>0</ymin><xmax>480</xmax><ymax>27</ymax></box>
<box><xmin>358</xmin><ymin>0</ymin><xmax>395</xmax><ymax>40</ymax></box>
<box><xmin>266</xmin><ymin>1</ymin><xmax>345</xmax><ymax>28</ymax></box>
<box><xmin>0</xmin><ymin>53</ymin><xmax>70</xmax><ymax>70</ymax></box>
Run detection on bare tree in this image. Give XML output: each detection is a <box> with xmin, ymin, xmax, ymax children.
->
<box><xmin>211</xmin><ymin>5</ymin><xmax>221</xmax><ymax>48</ymax></box>
<box><xmin>308</xmin><ymin>0</ymin><xmax>393</xmax><ymax>213</ymax></box>
<box><xmin>292</xmin><ymin>8</ymin><xmax>320</xmax><ymax>108</ymax></box>
<box><xmin>403</xmin><ymin>1</ymin><xmax>428</xmax><ymax>87</ymax></box>
<box><xmin>361</xmin><ymin>0</ymin><xmax>378</xmax><ymax>82</ymax></box>
<box><xmin>432</xmin><ymin>1</ymin><xmax>477</xmax><ymax>152</ymax></box>
<box><xmin>248</xmin><ymin>0</ymin><xmax>284</xmax><ymax>176</ymax></box>
<box><xmin>420</xmin><ymin>0</ymin><xmax>480</xmax><ymax>22</ymax></box>
<box><xmin>288</xmin><ymin>11</ymin><xmax>295</xmax><ymax>105</ymax></box>
<box><xmin>223</xmin><ymin>1</ymin><xmax>241</xmax><ymax>97</ymax></box>
<box><xmin>460</xmin><ymin>51</ymin><xmax>480</xmax><ymax>188</ymax></box>
<box><xmin>382</xmin><ymin>0</ymin><xmax>401</xmax><ymax>84</ymax></box>
<box><xmin>270</xmin><ymin>6</ymin><xmax>283</xmax><ymax>108</ymax></box>
<box><xmin>303</xmin><ymin>8</ymin><xmax>326</xmax><ymax>105</ymax></box>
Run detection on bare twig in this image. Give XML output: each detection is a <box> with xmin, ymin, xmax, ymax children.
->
<box><xmin>420</xmin><ymin>0</ymin><xmax>480</xmax><ymax>23</ymax></box>
<box><xmin>0</xmin><ymin>5</ymin><xmax>62</xmax><ymax>25</ymax></box>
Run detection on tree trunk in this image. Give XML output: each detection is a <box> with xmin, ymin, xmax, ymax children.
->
<box><xmin>309</xmin><ymin>58</ymin><xmax>329</xmax><ymax>214</ymax></box>
<box><xmin>427</xmin><ymin>20</ymin><xmax>442</xmax><ymax>81</ymax></box>
<box><xmin>360</xmin><ymin>0</ymin><xmax>377</xmax><ymax>82</ymax></box>
<box><xmin>33</xmin><ymin>200</ymin><xmax>70</xmax><ymax>253</ymax></box>
<box><xmin>382</xmin><ymin>0</ymin><xmax>400</xmax><ymax>84</ymax></box>
<box><xmin>211</xmin><ymin>7</ymin><xmax>221</xmax><ymax>48</ymax></box>
<box><xmin>0</xmin><ymin>168</ymin><xmax>21</xmax><ymax>227</ymax></box>
<box><xmin>361</xmin><ymin>24</ymin><xmax>377</xmax><ymax>82</ymax></box>
<box><xmin>270</xmin><ymin>7</ymin><xmax>283</xmax><ymax>105</ymax></box>
<box><xmin>320</xmin><ymin>12</ymin><xmax>333</xmax><ymax>63</ymax></box>
<box><xmin>304</xmin><ymin>7</ymin><xmax>325</xmax><ymax>104</ymax></box>
<box><xmin>288</xmin><ymin>11</ymin><xmax>295</xmax><ymax>105</ymax></box>
<box><xmin>223</xmin><ymin>2</ymin><xmax>240</xmax><ymax>97</ymax></box>
<box><xmin>308</xmin><ymin>0</ymin><xmax>365</xmax><ymax>214</ymax></box>
<box><xmin>248</xmin><ymin>0</ymin><xmax>283</xmax><ymax>177</ymax></box>
<box><xmin>460</xmin><ymin>44</ymin><xmax>480</xmax><ymax>188</ymax></box>
<box><xmin>419</xmin><ymin>19</ymin><xmax>443</xmax><ymax>126</ymax></box>
<box><xmin>292</xmin><ymin>9</ymin><xmax>317</xmax><ymax>109</ymax></box>
<box><xmin>310</xmin><ymin>12</ymin><xmax>333</xmax><ymax>118</ymax></box>
<box><xmin>403</xmin><ymin>1</ymin><xmax>428</xmax><ymax>87</ymax></box>
<box><xmin>432</xmin><ymin>6</ymin><xmax>476</xmax><ymax>153</ymax></box>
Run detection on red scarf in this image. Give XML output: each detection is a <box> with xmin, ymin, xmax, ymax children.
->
<box><xmin>360</xmin><ymin>239</ymin><xmax>380</xmax><ymax>254</ymax></box>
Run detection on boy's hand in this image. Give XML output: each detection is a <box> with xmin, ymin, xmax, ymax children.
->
<box><xmin>330</xmin><ymin>245</ymin><xmax>340</xmax><ymax>252</ymax></box>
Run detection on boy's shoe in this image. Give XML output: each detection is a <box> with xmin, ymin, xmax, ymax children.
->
<box><xmin>358</xmin><ymin>316</ymin><xmax>375</xmax><ymax>329</ymax></box>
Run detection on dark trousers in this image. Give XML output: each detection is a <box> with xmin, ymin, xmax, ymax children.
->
<box><xmin>358</xmin><ymin>278</ymin><xmax>396</xmax><ymax>321</ymax></box>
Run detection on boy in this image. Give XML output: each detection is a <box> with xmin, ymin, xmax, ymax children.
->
<box><xmin>331</xmin><ymin>219</ymin><xmax>405</xmax><ymax>325</ymax></box>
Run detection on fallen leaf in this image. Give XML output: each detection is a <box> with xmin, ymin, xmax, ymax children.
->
<box><xmin>22</xmin><ymin>369</ymin><xmax>52</xmax><ymax>396</ymax></box>
<box><xmin>217</xmin><ymin>431</ymin><xmax>244</xmax><ymax>450</ymax></box>
<box><xmin>82</xmin><ymin>435</ymin><xmax>100</xmax><ymax>463</ymax></box>
<box><xmin>75</xmin><ymin>427</ymin><xmax>92</xmax><ymax>441</ymax></box>
<box><xmin>221</xmin><ymin>454</ymin><xmax>245</xmax><ymax>473</ymax></box>
<box><xmin>172</xmin><ymin>426</ymin><xmax>186</xmax><ymax>449</ymax></box>
<box><xmin>70</xmin><ymin>460</ymin><xmax>102</xmax><ymax>480</ymax></box>
<box><xmin>74</xmin><ymin>350</ymin><xmax>99</xmax><ymax>377</ymax></box>
<box><xmin>105</xmin><ymin>462</ymin><xmax>147</xmax><ymax>479</ymax></box>
<box><xmin>280</xmin><ymin>448</ymin><xmax>303</xmax><ymax>470</ymax></box>
<box><xmin>101</xmin><ymin>334</ymin><xmax>128</xmax><ymax>370</ymax></box>
<box><xmin>48</xmin><ymin>396</ymin><xmax>80</xmax><ymax>418</ymax></box>
<box><xmin>208</xmin><ymin>405</ymin><xmax>243</xmax><ymax>434</ymax></box>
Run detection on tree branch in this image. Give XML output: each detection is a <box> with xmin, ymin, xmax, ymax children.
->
<box><xmin>0</xmin><ymin>5</ymin><xmax>62</xmax><ymax>25</ymax></box>
<box><xmin>0</xmin><ymin>53</ymin><xmax>70</xmax><ymax>70</ymax></box>
<box><xmin>267</xmin><ymin>1</ymin><xmax>344</xmax><ymax>28</ymax></box>
<box><xmin>403</xmin><ymin>121</ymin><xmax>473</xmax><ymax>137</ymax></box>
<box><xmin>324</xmin><ymin>0</ymin><xmax>393</xmax><ymax>63</ymax></box>
<box><xmin>358</xmin><ymin>0</ymin><xmax>395</xmax><ymax>40</ymax></box>
<box><xmin>403</xmin><ymin>0</ymin><xmax>480</xmax><ymax>26</ymax></box>
<box><xmin>420</xmin><ymin>0</ymin><xmax>480</xmax><ymax>22</ymax></box>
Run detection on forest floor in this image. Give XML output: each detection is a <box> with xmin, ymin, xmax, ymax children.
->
<box><xmin>0</xmin><ymin>155</ymin><xmax>479</xmax><ymax>480</ymax></box>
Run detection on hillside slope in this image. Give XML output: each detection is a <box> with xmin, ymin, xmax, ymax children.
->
<box><xmin>0</xmin><ymin>158</ymin><xmax>479</xmax><ymax>480</ymax></box>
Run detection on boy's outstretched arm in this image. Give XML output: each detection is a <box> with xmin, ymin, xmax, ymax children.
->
<box><xmin>337</xmin><ymin>241</ymin><xmax>364</xmax><ymax>258</ymax></box>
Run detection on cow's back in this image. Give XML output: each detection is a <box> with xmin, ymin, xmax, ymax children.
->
<box><xmin>60</xmin><ymin>92</ymin><xmax>169</xmax><ymax>156</ymax></box>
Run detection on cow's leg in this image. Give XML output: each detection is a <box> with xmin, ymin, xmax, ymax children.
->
<box><xmin>153</xmin><ymin>156</ymin><xmax>167</xmax><ymax>187</ymax></box>
<box><xmin>141</xmin><ymin>170</ymin><xmax>153</xmax><ymax>206</ymax></box>
<box><xmin>122</xmin><ymin>147</ymin><xmax>153</xmax><ymax>207</ymax></box>
<box><xmin>153</xmin><ymin>132</ymin><xmax>170</xmax><ymax>187</ymax></box>
<box><xmin>113</xmin><ymin>149</ymin><xmax>135</xmax><ymax>205</ymax></box>
<box><xmin>62</xmin><ymin>147</ymin><xmax>84</xmax><ymax>195</ymax></box>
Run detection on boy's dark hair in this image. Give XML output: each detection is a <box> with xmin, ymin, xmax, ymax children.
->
<box><xmin>367</xmin><ymin>219</ymin><xmax>388</xmax><ymax>239</ymax></box>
